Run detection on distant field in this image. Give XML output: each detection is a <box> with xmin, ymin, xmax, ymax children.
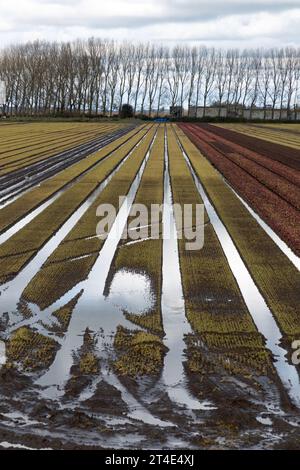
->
<box><xmin>215</xmin><ymin>122</ymin><xmax>300</xmax><ymax>149</ymax></box>
<box><xmin>0</xmin><ymin>121</ymin><xmax>299</xmax><ymax>449</ymax></box>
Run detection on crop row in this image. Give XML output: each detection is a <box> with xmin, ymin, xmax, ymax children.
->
<box><xmin>216</xmin><ymin>123</ymin><xmax>300</xmax><ymax>150</ymax></box>
<box><xmin>111</xmin><ymin>126</ymin><xmax>165</xmax><ymax>336</ymax></box>
<box><xmin>185</xmin><ymin>124</ymin><xmax>300</xmax><ymax>188</ymax></box>
<box><xmin>0</xmin><ymin>124</ymin><xmax>120</xmax><ymax>175</ymax></box>
<box><xmin>22</xmin><ymin>126</ymin><xmax>158</xmax><ymax>309</ymax></box>
<box><xmin>0</xmin><ymin>121</ymin><xmax>117</xmax><ymax>152</ymax></box>
<box><xmin>181</xmin><ymin>124</ymin><xmax>300</xmax><ymax>255</ymax></box>
<box><xmin>185</xmin><ymin>124</ymin><xmax>300</xmax><ymax>209</ymax></box>
<box><xmin>0</xmin><ymin>126</ymin><xmax>152</xmax><ymax>284</ymax></box>
<box><xmin>167</xmin><ymin>125</ymin><xmax>272</xmax><ymax>378</ymax></box>
<box><xmin>0</xmin><ymin>125</ymin><xmax>147</xmax><ymax>234</ymax></box>
<box><xmin>175</xmin><ymin>124</ymin><xmax>300</xmax><ymax>347</ymax></box>
<box><xmin>208</xmin><ymin>124</ymin><xmax>300</xmax><ymax>171</ymax></box>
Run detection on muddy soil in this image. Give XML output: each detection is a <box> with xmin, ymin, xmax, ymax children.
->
<box><xmin>1</xmin><ymin>350</ymin><xmax>300</xmax><ymax>450</ymax></box>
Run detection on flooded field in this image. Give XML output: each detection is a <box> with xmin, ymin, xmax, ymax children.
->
<box><xmin>0</xmin><ymin>121</ymin><xmax>300</xmax><ymax>450</ymax></box>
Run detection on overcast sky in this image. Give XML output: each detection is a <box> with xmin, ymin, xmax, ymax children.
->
<box><xmin>0</xmin><ymin>0</ymin><xmax>299</xmax><ymax>49</ymax></box>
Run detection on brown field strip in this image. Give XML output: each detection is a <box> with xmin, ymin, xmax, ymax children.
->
<box><xmin>0</xmin><ymin>125</ymin><xmax>146</xmax><ymax>234</ymax></box>
<box><xmin>181</xmin><ymin>123</ymin><xmax>300</xmax><ymax>255</ymax></box>
<box><xmin>208</xmin><ymin>124</ymin><xmax>300</xmax><ymax>171</ymax></box>
<box><xmin>215</xmin><ymin>123</ymin><xmax>300</xmax><ymax>150</ymax></box>
<box><xmin>22</xmin><ymin>126</ymin><xmax>158</xmax><ymax>309</ymax></box>
<box><xmin>186</xmin><ymin>124</ymin><xmax>300</xmax><ymax>188</ymax></box>
<box><xmin>0</xmin><ymin>126</ymin><xmax>152</xmax><ymax>284</ymax></box>
<box><xmin>167</xmin><ymin>126</ymin><xmax>273</xmax><ymax>378</ymax></box>
<box><xmin>175</xmin><ymin>124</ymin><xmax>300</xmax><ymax>351</ymax></box>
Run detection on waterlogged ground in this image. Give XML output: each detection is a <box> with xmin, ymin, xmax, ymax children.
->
<box><xmin>0</xmin><ymin>123</ymin><xmax>300</xmax><ymax>449</ymax></box>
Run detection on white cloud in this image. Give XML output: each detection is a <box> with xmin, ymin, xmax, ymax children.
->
<box><xmin>0</xmin><ymin>0</ymin><xmax>299</xmax><ymax>48</ymax></box>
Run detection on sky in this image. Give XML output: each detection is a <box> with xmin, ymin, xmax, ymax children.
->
<box><xmin>0</xmin><ymin>0</ymin><xmax>299</xmax><ymax>49</ymax></box>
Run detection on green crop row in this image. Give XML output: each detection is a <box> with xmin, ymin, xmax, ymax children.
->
<box><xmin>110</xmin><ymin>126</ymin><xmax>165</xmax><ymax>335</ymax></box>
<box><xmin>22</xmin><ymin>126</ymin><xmax>158</xmax><ymax>309</ymax></box>
<box><xmin>167</xmin><ymin>125</ymin><xmax>274</xmax><ymax>379</ymax></box>
<box><xmin>175</xmin><ymin>124</ymin><xmax>300</xmax><ymax>347</ymax></box>
<box><xmin>113</xmin><ymin>325</ymin><xmax>167</xmax><ymax>377</ymax></box>
<box><xmin>0</xmin><ymin>126</ymin><xmax>150</xmax><ymax>284</ymax></box>
<box><xmin>0</xmin><ymin>125</ymin><xmax>147</xmax><ymax>234</ymax></box>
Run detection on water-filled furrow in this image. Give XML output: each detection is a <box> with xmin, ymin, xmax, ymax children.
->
<box><xmin>174</xmin><ymin>129</ymin><xmax>300</xmax><ymax>408</ymax></box>
<box><xmin>0</xmin><ymin>125</ymin><xmax>142</xmax><ymax>209</ymax></box>
<box><xmin>34</xmin><ymin>130</ymin><xmax>169</xmax><ymax>426</ymax></box>
<box><xmin>223</xmin><ymin>178</ymin><xmax>300</xmax><ymax>271</ymax></box>
<box><xmin>0</xmin><ymin>128</ymin><xmax>153</xmax><ymax>325</ymax></box>
<box><xmin>160</xmin><ymin>127</ymin><xmax>216</xmax><ymax>411</ymax></box>
<box><xmin>0</xmin><ymin>128</ymin><xmax>148</xmax><ymax>245</ymax></box>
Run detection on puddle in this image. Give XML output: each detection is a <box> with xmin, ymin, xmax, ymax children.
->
<box><xmin>109</xmin><ymin>269</ymin><xmax>155</xmax><ymax>314</ymax></box>
<box><xmin>175</xmin><ymin>130</ymin><xmax>300</xmax><ymax>408</ymax></box>
<box><xmin>0</xmin><ymin>339</ymin><xmax>6</xmax><ymax>366</ymax></box>
<box><xmin>0</xmin><ymin>441</ymin><xmax>52</xmax><ymax>450</ymax></box>
<box><xmin>161</xmin><ymin>128</ymin><xmax>216</xmax><ymax>411</ymax></box>
<box><xmin>256</xmin><ymin>415</ymin><xmax>273</xmax><ymax>426</ymax></box>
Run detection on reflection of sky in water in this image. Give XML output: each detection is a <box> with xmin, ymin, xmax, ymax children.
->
<box><xmin>108</xmin><ymin>269</ymin><xmax>155</xmax><ymax>314</ymax></box>
<box><xmin>0</xmin><ymin>340</ymin><xmax>6</xmax><ymax>366</ymax></box>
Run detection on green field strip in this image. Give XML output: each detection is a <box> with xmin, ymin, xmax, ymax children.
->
<box><xmin>0</xmin><ymin>122</ymin><xmax>118</xmax><ymax>148</ymax></box>
<box><xmin>0</xmin><ymin>126</ymin><xmax>152</xmax><ymax>284</ymax></box>
<box><xmin>110</xmin><ymin>126</ymin><xmax>165</xmax><ymax>336</ymax></box>
<box><xmin>0</xmin><ymin>123</ymin><xmax>115</xmax><ymax>156</ymax></box>
<box><xmin>0</xmin><ymin>125</ymin><xmax>147</xmax><ymax>234</ymax></box>
<box><xmin>167</xmin><ymin>126</ymin><xmax>274</xmax><ymax>378</ymax></box>
<box><xmin>175</xmin><ymin>124</ymin><xmax>300</xmax><ymax>349</ymax></box>
<box><xmin>0</xmin><ymin>122</ymin><xmax>118</xmax><ymax>155</ymax></box>
<box><xmin>22</xmin><ymin>126</ymin><xmax>158</xmax><ymax>309</ymax></box>
<box><xmin>0</xmin><ymin>125</ymin><xmax>119</xmax><ymax>173</ymax></box>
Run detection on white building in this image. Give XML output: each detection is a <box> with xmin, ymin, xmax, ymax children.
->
<box><xmin>188</xmin><ymin>105</ymin><xmax>300</xmax><ymax>121</ymax></box>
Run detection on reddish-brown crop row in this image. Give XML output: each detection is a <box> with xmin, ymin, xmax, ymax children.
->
<box><xmin>200</xmin><ymin>123</ymin><xmax>300</xmax><ymax>171</ymax></box>
<box><xmin>180</xmin><ymin>123</ymin><xmax>300</xmax><ymax>256</ymax></box>
<box><xmin>185</xmin><ymin>124</ymin><xmax>300</xmax><ymax>188</ymax></box>
<box><xmin>183</xmin><ymin>124</ymin><xmax>300</xmax><ymax>211</ymax></box>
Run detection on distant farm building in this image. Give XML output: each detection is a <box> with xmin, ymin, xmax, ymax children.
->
<box><xmin>188</xmin><ymin>105</ymin><xmax>300</xmax><ymax>121</ymax></box>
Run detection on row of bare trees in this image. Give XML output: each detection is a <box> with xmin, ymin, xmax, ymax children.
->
<box><xmin>0</xmin><ymin>38</ymin><xmax>299</xmax><ymax>118</ymax></box>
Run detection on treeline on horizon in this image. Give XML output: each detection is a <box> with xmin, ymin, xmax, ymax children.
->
<box><xmin>0</xmin><ymin>38</ymin><xmax>299</xmax><ymax>118</ymax></box>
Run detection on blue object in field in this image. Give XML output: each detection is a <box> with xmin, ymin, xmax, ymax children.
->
<box><xmin>154</xmin><ymin>117</ymin><xmax>169</xmax><ymax>122</ymax></box>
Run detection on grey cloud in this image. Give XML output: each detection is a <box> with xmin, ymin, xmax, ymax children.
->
<box><xmin>3</xmin><ymin>0</ymin><xmax>300</xmax><ymax>31</ymax></box>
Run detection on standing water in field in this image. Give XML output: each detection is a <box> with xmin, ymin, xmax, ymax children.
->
<box><xmin>35</xmin><ymin>131</ymin><xmax>171</xmax><ymax>427</ymax></box>
<box><xmin>160</xmin><ymin>129</ymin><xmax>215</xmax><ymax>411</ymax></box>
<box><xmin>175</xmin><ymin>130</ymin><xmax>300</xmax><ymax>408</ymax></box>
<box><xmin>109</xmin><ymin>269</ymin><xmax>155</xmax><ymax>314</ymax></box>
<box><xmin>0</xmin><ymin>129</ymin><xmax>151</xmax><ymax>328</ymax></box>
